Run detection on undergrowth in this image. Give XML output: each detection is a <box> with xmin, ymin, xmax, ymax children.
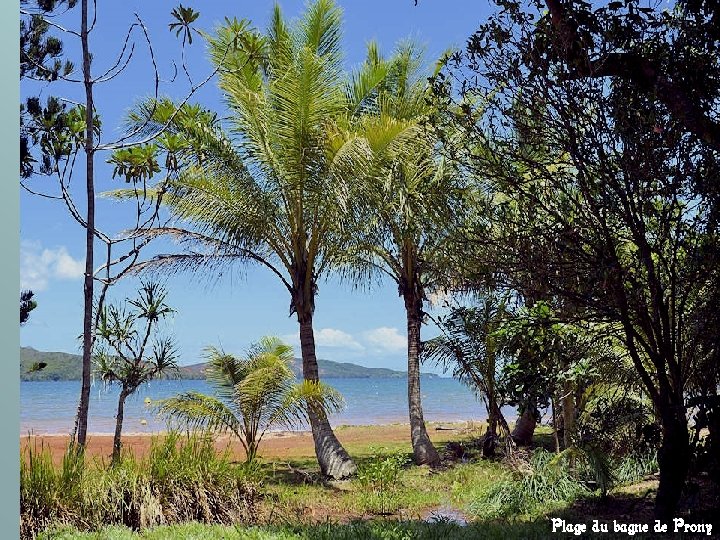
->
<box><xmin>21</xmin><ymin>431</ymin><xmax>260</xmax><ymax>539</ymax></box>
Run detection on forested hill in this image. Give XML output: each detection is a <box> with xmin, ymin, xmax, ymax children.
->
<box><xmin>20</xmin><ymin>347</ymin><xmax>434</xmax><ymax>381</ymax></box>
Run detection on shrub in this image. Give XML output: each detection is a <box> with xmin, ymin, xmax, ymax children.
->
<box><xmin>20</xmin><ymin>442</ymin><xmax>86</xmax><ymax>538</ymax></box>
<box><xmin>356</xmin><ymin>449</ymin><xmax>409</xmax><ymax>514</ymax></box>
<box><xmin>470</xmin><ymin>449</ymin><xmax>588</xmax><ymax>519</ymax></box>
<box><xmin>20</xmin><ymin>431</ymin><xmax>260</xmax><ymax>539</ymax></box>
<box><xmin>614</xmin><ymin>449</ymin><xmax>659</xmax><ymax>485</ymax></box>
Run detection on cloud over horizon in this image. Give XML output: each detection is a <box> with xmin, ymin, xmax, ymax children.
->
<box><xmin>282</xmin><ymin>327</ymin><xmax>364</xmax><ymax>351</ymax></box>
<box><xmin>363</xmin><ymin>326</ymin><xmax>407</xmax><ymax>353</ymax></box>
<box><xmin>21</xmin><ymin>240</ymin><xmax>85</xmax><ymax>291</ymax></box>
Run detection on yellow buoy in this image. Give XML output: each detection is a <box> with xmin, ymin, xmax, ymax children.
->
<box><xmin>144</xmin><ymin>397</ymin><xmax>152</xmax><ymax>405</ymax></box>
<box><xmin>140</xmin><ymin>419</ymin><xmax>148</xmax><ymax>426</ymax></box>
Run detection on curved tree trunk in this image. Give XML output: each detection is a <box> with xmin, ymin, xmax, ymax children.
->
<box><xmin>483</xmin><ymin>399</ymin><xmax>499</xmax><ymax>457</ymax></box>
<box><xmin>405</xmin><ymin>293</ymin><xmax>440</xmax><ymax>466</ymax></box>
<box><xmin>511</xmin><ymin>407</ymin><xmax>537</xmax><ymax>446</ymax></box>
<box><xmin>112</xmin><ymin>388</ymin><xmax>128</xmax><ymax>464</ymax></box>
<box><xmin>299</xmin><ymin>314</ymin><xmax>356</xmax><ymax>479</ymax></box>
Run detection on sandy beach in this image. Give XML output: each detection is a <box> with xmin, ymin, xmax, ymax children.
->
<box><xmin>20</xmin><ymin>421</ymin><xmax>480</xmax><ymax>466</ymax></box>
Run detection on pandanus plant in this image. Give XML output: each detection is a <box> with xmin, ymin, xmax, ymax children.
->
<box><xmin>93</xmin><ymin>282</ymin><xmax>179</xmax><ymax>464</ymax></box>
<box><xmin>157</xmin><ymin>336</ymin><xmax>344</xmax><ymax>463</ymax></box>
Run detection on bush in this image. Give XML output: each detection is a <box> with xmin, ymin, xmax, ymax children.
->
<box><xmin>470</xmin><ymin>449</ymin><xmax>588</xmax><ymax>519</ymax></box>
<box><xmin>20</xmin><ymin>431</ymin><xmax>261</xmax><ymax>539</ymax></box>
<box><xmin>356</xmin><ymin>449</ymin><xmax>409</xmax><ymax>514</ymax></box>
<box><xmin>614</xmin><ymin>450</ymin><xmax>659</xmax><ymax>485</ymax></box>
<box><xmin>20</xmin><ymin>442</ymin><xmax>86</xmax><ymax>537</ymax></box>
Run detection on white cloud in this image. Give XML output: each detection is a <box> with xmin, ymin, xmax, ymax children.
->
<box><xmin>21</xmin><ymin>241</ymin><xmax>85</xmax><ymax>291</ymax></box>
<box><xmin>316</xmin><ymin>328</ymin><xmax>363</xmax><ymax>350</ymax></box>
<box><xmin>280</xmin><ymin>332</ymin><xmax>300</xmax><ymax>346</ymax></box>
<box><xmin>363</xmin><ymin>326</ymin><xmax>407</xmax><ymax>353</ymax></box>
<box><xmin>281</xmin><ymin>327</ymin><xmax>364</xmax><ymax>351</ymax></box>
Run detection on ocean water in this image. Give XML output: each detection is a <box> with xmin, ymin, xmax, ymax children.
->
<box><xmin>21</xmin><ymin>377</ymin><xmax>492</xmax><ymax>435</ymax></box>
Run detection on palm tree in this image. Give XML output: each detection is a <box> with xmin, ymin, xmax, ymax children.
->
<box><xmin>157</xmin><ymin>337</ymin><xmax>343</xmax><ymax>463</ymax></box>
<box><xmin>341</xmin><ymin>44</ymin><xmax>464</xmax><ymax>465</ymax></box>
<box><xmin>114</xmin><ymin>0</ymin><xmax>389</xmax><ymax>477</ymax></box>
<box><xmin>423</xmin><ymin>294</ymin><xmax>513</xmax><ymax>457</ymax></box>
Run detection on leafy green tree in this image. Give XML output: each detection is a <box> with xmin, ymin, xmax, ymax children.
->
<box><xmin>158</xmin><ymin>337</ymin><xmax>344</xmax><ymax>464</ymax></box>
<box><xmin>433</xmin><ymin>1</ymin><xmax>720</xmax><ymax>517</ymax></box>
<box><xmin>20</xmin><ymin>0</ymin><xmax>213</xmax><ymax>449</ymax></box>
<box><xmin>93</xmin><ymin>282</ymin><xmax>178</xmax><ymax>463</ymax></box>
<box><xmin>115</xmin><ymin>0</ymin><xmax>392</xmax><ymax>478</ymax></box>
<box><xmin>444</xmin><ymin>0</ymin><xmax>720</xmax><ymax>153</ymax></box>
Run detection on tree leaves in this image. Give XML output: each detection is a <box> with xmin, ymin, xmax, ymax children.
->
<box><xmin>158</xmin><ymin>336</ymin><xmax>344</xmax><ymax>462</ymax></box>
<box><xmin>169</xmin><ymin>4</ymin><xmax>200</xmax><ymax>45</ymax></box>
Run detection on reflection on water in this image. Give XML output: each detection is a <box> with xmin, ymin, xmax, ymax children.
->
<box><xmin>21</xmin><ymin>377</ymin><xmax>494</xmax><ymax>435</ymax></box>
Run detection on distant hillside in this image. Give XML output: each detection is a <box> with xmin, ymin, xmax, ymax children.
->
<box><xmin>20</xmin><ymin>347</ymin><xmax>435</xmax><ymax>381</ymax></box>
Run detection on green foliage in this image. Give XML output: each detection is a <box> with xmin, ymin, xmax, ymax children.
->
<box><xmin>39</xmin><ymin>520</ymin><xmax>554</xmax><ymax>540</ymax></box>
<box><xmin>20</xmin><ymin>290</ymin><xmax>37</xmax><ymax>326</ymax></box>
<box><xmin>93</xmin><ymin>282</ymin><xmax>178</xmax><ymax>391</ymax></box>
<box><xmin>108</xmin><ymin>145</ymin><xmax>162</xmax><ymax>183</ymax></box>
<box><xmin>168</xmin><ymin>4</ymin><xmax>200</xmax><ymax>45</ymax></box>
<box><xmin>20</xmin><ymin>441</ymin><xmax>85</xmax><ymax>537</ymax></box>
<box><xmin>93</xmin><ymin>282</ymin><xmax>178</xmax><ymax>462</ymax></box>
<box><xmin>20</xmin><ymin>1</ymin><xmax>76</xmax><ymax>81</ymax></box>
<box><xmin>157</xmin><ymin>337</ymin><xmax>344</xmax><ymax>462</ymax></box>
<box><xmin>614</xmin><ymin>450</ymin><xmax>659</xmax><ymax>486</ymax></box>
<box><xmin>356</xmin><ymin>448</ymin><xmax>409</xmax><ymax>514</ymax></box>
<box><xmin>21</xmin><ymin>432</ymin><xmax>260</xmax><ymax>539</ymax></box>
<box><xmin>471</xmin><ymin>449</ymin><xmax>589</xmax><ymax>519</ymax></box>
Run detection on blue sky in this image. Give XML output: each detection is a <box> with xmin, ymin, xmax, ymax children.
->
<box><xmin>20</xmin><ymin>0</ymin><xmax>490</xmax><ymax>373</ymax></box>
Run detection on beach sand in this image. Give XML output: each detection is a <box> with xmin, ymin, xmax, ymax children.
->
<box><xmin>20</xmin><ymin>421</ymin><xmax>481</xmax><ymax>466</ymax></box>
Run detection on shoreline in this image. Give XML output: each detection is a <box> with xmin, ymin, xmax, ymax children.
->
<box><xmin>20</xmin><ymin>416</ymin><xmax>498</xmax><ymax>437</ymax></box>
<box><xmin>21</xmin><ymin>421</ymin><xmax>485</xmax><ymax>465</ymax></box>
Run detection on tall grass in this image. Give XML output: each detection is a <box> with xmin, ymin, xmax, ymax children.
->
<box><xmin>470</xmin><ymin>449</ymin><xmax>589</xmax><ymax>519</ymax></box>
<box><xmin>614</xmin><ymin>449</ymin><xmax>658</xmax><ymax>485</ymax></box>
<box><xmin>20</xmin><ymin>431</ymin><xmax>260</xmax><ymax>539</ymax></box>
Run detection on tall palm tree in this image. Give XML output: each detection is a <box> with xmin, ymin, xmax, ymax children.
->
<box><xmin>342</xmin><ymin>44</ymin><xmax>464</xmax><ymax>465</ymax></box>
<box><xmin>158</xmin><ymin>337</ymin><xmax>344</xmax><ymax>463</ymax></box>
<box><xmin>115</xmin><ymin>0</ymin><xmax>388</xmax><ymax>478</ymax></box>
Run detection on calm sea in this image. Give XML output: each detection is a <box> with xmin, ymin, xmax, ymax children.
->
<box><xmin>21</xmin><ymin>377</ymin><xmax>492</xmax><ymax>435</ymax></box>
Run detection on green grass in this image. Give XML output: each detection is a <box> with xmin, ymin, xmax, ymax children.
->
<box><xmin>255</xmin><ymin>447</ymin><xmax>508</xmax><ymax>522</ymax></box>
<box><xmin>21</xmin><ymin>432</ymin><xmax>260</xmax><ymax>539</ymax></box>
<box><xmin>41</xmin><ymin>520</ymin><xmax>554</xmax><ymax>540</ymax></box>
<box><xmin>24</xmin><ymin>427</ymin><xmax>671</xmax><ymax>540</ymax></box>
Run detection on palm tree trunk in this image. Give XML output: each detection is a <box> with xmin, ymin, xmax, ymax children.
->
<box><xmin>405</xmin><ymin>294</ymin><xmax>440</xmax><ymax>466</ymax></box>
<box><xmin>298</xmin><ymin>314</ymin><xmax>356</xmax><ymax>479</ymax></box>
<box><xmin>112</xmin><ymin>388</ymin><xmax>128</xmax><ymax>464</ymax></box>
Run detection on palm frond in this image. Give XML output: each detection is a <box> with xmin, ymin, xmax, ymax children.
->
<box><xmin>156</xmin><ymin>391</ymin><xmax>242</xmax><ymax>439</ymax></box>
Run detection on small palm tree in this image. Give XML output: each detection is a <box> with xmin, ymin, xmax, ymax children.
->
<box><xmin>423</xmin><ymin>293</ymin><xmax>513</xmax><ymax>456</ymax></box>
<box><xmin>157</xmin><ymin>336</ymin><xmax>344</xmax><ymax>463</ymax></box>
<box><xmin>93</xmin><ymin>282</ymin><xmax>179</xmax><ymax>464</ymax></box>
